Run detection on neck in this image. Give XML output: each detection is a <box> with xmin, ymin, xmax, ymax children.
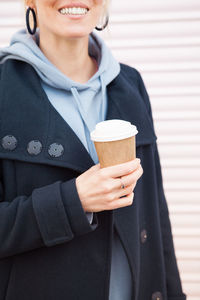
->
<box><xmin>39</xmin><ymin>30</ymin><xmax>97</xmax><ymax>84</ymax></box>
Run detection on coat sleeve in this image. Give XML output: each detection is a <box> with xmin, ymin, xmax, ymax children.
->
<box><xmin>0</xmin><ymin>165</ymin><xmax>98</xmax><ymax>259</ymax></box>
<box><xmin>136</xmin><ymin>70</ymin><xmax>187</xmax><ymax>299</ymax></box>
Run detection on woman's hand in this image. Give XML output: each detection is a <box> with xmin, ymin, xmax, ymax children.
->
<box><xmin>75</xmin><ymin>158</ymin><xmax>143</xmax><ymax>213</ymax></box>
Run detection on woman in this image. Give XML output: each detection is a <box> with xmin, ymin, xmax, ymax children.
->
<box><xmin>0</xmin><ymin>0</ymin><xmax>186</xmax><ymax>299</ymax></box>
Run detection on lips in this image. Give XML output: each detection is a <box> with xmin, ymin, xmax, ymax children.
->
<box><xmin>58</xmin><ymin>2</ymin><xmax>89</xmax><ymax>11</ymax></box>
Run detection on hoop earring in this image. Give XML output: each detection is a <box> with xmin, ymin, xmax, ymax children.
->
<box><xmin>26</xmin><ymin>7</ymin><xmax>37</xmax><ymax>35</ymax></box>
<box><xmin>95</xmin><ymin>15</ymin><xmax>109</xmax><ymax>31</ymax></box>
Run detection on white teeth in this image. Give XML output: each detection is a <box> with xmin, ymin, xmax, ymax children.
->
<box><xmin>60</xmin><ymin>8</ymin><xmax>66</xmax><ymax>14</ymax></box>
<box><xmin>59</xmin><ymin>7</ymin><xmax>88</xmax><ymax>15</ymax></box>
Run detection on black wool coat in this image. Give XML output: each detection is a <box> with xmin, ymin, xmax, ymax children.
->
<box><xmin>0</xmin><ymin>60</ymin><xmax>186</xmax><ymax>300</ymax></box>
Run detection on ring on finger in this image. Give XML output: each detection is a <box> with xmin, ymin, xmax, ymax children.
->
<box><xmin>120</xmin><ymin>177</ymin><xmax>126</xmax><ymax>189</ymax></box>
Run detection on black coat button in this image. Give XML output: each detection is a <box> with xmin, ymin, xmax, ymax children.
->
<box><xmin>1</xmin><ymin>135</ymin><xmax>17</xmax><ymax>151</ymax></box>
<box><xmin>27</xmin><ymin>140</ymin><xmax>42</xmax><ymax>155</ymax></box>
<box><xmin>141</xmin><ymin>229</ymin><xmax>147</xmax><ymax>243</ymax></box>
<box><xmin>152</xmin><ymin>291</ymin><xmax>163</xmax><ymax>300</ymax></box>
<box><xmin>48</xmin><ymin>143</ymin><xmax>64</xmax><ymax>158</ymax></box>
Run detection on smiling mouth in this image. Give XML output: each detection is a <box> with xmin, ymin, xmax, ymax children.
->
<box><xmin>59</xmin><ymin>7</ymin><xmax>89</xmax><ymax>15</ymax></box>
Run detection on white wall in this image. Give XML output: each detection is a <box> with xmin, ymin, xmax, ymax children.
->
<box><xmin>0</xmin><ymin>0</ymin><xmax>200</xmax><ymax>299</ymax></box>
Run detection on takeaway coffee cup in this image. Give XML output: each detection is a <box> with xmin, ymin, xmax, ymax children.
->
<box><xmin>90</xmin><ymin>119</ymin><xmax>138</xmax><ymax>168</ymax></box>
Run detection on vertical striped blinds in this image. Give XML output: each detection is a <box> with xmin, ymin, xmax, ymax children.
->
<box><xmin>0</xmin><ymin>1</ymin><xmax>200</xmax><ymax>299</ymax></box>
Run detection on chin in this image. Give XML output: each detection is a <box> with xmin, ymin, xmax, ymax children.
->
<box><xmin>59</xmin><ymin>29</ymin><xmax>92</xmax><ymax>39</ymax></box>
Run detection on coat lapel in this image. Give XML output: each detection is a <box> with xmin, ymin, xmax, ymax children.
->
<box><xmin>0</xmin><ymin>60</ymin><xmax>157</xmax><ymax>174</ymax></box>
<box><xmin>107</xmin><ymin>69</ymin><xmax>157</xmax><ymax>146</ymax></box>
<box><xmin>0</xmin><ymin>60</ymin><xmax>93</xmax><ymax>173</ymax></box>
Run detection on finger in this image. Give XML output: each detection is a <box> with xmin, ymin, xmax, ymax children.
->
<box><xmin>101</xmin><ymin>158</ymin><xmax>141</xmax><ymax>179</ymax></box>
<box><xmin>87</xmin><ymin>163</ymin><xmax>101</xmax><ymax>173</ymax></box>
<box><xmin>120</xmin><ymin>165</ymin><xmax>143</xmax><ymax>187</ymax></box>
<box><xmin>107</xmin><ymin>192</ymin><xmax>134</xmax><ymax>210</ymax></box>
<box><xmin>111</xmin><ymin>183</ymin><xmax>134</xmax><ymax>200</ymax></box>
<box><xmin>105</xmin><ymin>183</ymin><xmax>134</xmax><ymax>202</ymax></box>
<box><xmin>110</xmin><ymin>165</ymin><xmax>143</xmax><ymax>191</ymax></box>
<box><xmin>118</xmin><ymin>184</ymin><xmax>134</xmax><ymax>198</ymax></box>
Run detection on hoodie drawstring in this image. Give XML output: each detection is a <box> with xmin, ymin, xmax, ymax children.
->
<box><xmin>71</xmin><ymin>86</ymin><xmax>100</xmax><ymax>163</ymax></box>
<box><xmin>71</xmin><ymin>77</ymin><xmax>107</xmax><ymax>133</ymax></box>
<box><xmin>71</xmin><ymin>87</ymin><xmax>88</xmax><ymax>127</ymax></box>
<box><xmin>100</xmin><ymin>75</ymin><xmax>107</xmax><ymax>121</ymax></box>
<box><xmin>71</xmin><ymin>79</ymin><xmax>107</xmax><ymax>164</ymax></box>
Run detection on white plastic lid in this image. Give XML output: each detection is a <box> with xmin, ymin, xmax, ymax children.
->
<box><xmin>90</xmin><ymin>119</ymin><xmax>138</xmax><ymax>142</ymax></box>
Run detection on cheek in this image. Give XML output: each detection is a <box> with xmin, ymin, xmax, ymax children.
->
<box><xmin>94</xmin><ymin>0</ymin><xmax>104</xmax><ymax>3</ymax></box>
<box><xmin>36</xmin><ymin>0</ymin><xmax>55</xmax><ymax>5</ymax></box>
<box><xmin>91</xmin><ymin>0</ymin><xmax>105</xmax><ymax>10</ymax></box>
<box><xmin>93</xmin><ymin>2</ymin><xmax>105</xmax><ymax>15</ymax></box>
<box><xmin>35</xmin><ymin>1</ymin><xmax>56</xmax><ymax>25</ymax></box>
<box><xmin>35</xmin><ymin>0</ymin><xmax>55</xmax><ymax>14</ymax></box>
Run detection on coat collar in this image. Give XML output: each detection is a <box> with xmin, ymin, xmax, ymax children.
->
<box><xmin>0</xmin><ymin>60</ymin><xmax>157</xmax><ymax>173</ymax></box>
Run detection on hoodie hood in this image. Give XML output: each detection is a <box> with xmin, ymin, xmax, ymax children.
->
<box><xmin>0</xmin><ymin>28</ymin><xmax>120</xmax><ymax>91</ymax></box>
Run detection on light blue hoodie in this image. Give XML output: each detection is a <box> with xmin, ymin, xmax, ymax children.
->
<box><xmin>0</xmin><ymin>29</ymin><xmax>132</xmax><ymax>300</ymax></box>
